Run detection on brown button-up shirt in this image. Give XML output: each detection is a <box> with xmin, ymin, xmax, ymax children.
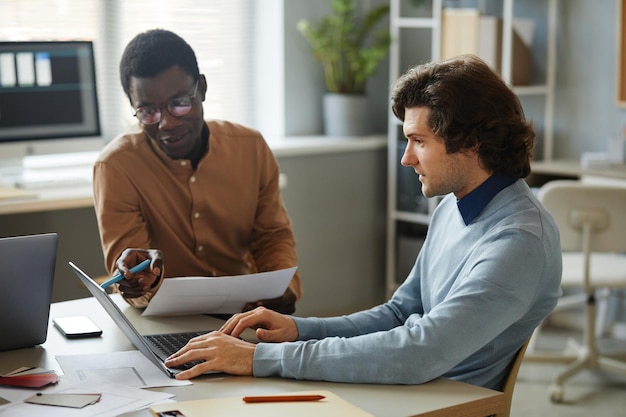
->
<box><xmin>93</xmin><ymin>120</ymin><xmax>301</xmax><ymax>308</ymax></box>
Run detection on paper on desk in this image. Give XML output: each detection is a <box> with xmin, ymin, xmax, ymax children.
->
<box><xmin>0</xmin><ymin>380</ymin><xmax>173</xmax><ymax>417</ymax></box>
<box><xmin>143</xmin><ymin>266</ymin><xmax>298</xmax><ymax>316</ymax></box>
<box><xmin>56</xmin><ymin>350</ymin><xmax>191</xmax><ymax>388</ymax></box>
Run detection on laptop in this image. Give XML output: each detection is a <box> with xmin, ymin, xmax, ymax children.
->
<box><xmin>69</xmin><ymin>261</ymin><xmax>216</xmax><ymax>378</ymax></box>
<box><xmin>0</xmin><ymin>233</ymin><xmax>58</xmax><ymax>351</ymax></box>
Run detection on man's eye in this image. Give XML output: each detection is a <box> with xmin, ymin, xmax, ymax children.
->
<box><xmin>140</xmin><ymin>107</ymin><xmax>159</xmax><ymax>116</ymax></box>
<box><xmin>171</xmin><ymin>97</ymin><xmax>192</xmax><ymax>107</ymax></box>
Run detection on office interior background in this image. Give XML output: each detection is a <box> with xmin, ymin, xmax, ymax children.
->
<box><xmin>0</xmin><ymin>0</ymin><xmax>625</xmax><ymax>325</ymax></box>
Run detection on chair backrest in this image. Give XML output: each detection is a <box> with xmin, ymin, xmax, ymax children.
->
<box><xmin>537</xmin><ymin>180</ymin><xmax>626</xmax><ymax>253</ymax></box>
<box><xmin>495</xmin><ymin>338</ymin><xmax>530</xmax><ymax>417</ymax></box>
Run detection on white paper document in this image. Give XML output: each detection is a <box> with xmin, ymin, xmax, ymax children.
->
<box><xmin>56</xmin><ymin>350</ymin><xmax>191</xmax><ymax>388</ymax></box>
<box><xmin>0</xmin><ymin>379</ymin><xmax>173</xmax><ymax>417</ymax></box>
<box><xmin>142</xmin><ymin>266</ymin><xmax>298</xmax><ymax>316</ymax></box>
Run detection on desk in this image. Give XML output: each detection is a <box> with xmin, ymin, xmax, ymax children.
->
<box><xmin>0</xmin><ymin>135</ymin><xmax>386</xmax><ymax>216</ymax></box>
<box><xmin>0</xmin><ymin>185</ymin><xmax>93</xmax><ymax>215</ymax></box>
<box><xmin>0</xmin><ymin>173</ymin><xmax>299</xmax><ymax>216</ymax></box>
<box><xmin>0</xmin><ymin>296</ymin><xmax>504</xmax><ymax>417</ymax></box>
<box><xmin>530</xmin><ymin>159</ymin><xmax>626</xmax><ymax>185</ymax></box>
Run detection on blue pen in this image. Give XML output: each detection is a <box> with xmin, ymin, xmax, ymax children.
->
<box><xmin>100</xmin><ymin>259</ymin><xmax>152</xmax><ymax>289</ymax></box>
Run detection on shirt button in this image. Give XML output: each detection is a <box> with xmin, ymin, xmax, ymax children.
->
<box><xmin>194</xmin><ymin>212</ymin><xmax>200</xmax><ymax>219</ymax></box>
<box><xmin>180</xmin><ymin>161</ymin><xmax>187</xmax><ymax>167</ymax></box>
<box><xmin>190</xmin><ymin>176</ymin><xmax>196</xmax><ymax>183</ymax></box>
<box><xmin>198</xmin><ymin>245</ymin><xmax>204</xmax><ymax>252</ymax></box>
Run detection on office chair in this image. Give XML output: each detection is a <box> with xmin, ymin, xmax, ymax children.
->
<box><xmin>494</xmin><ymin>338</ymin><xmax>530</xmax><ymax>417</ymax></box>
<box><xmin>534</xmin><ymin>180</ymin><xmax>626</xmax><ymax>403</ymax></box>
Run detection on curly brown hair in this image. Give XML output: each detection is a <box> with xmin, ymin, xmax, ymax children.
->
<box><xmin>391</xmin><ymin>54</ymin><xmax>535</xmax><ymax>178</ymax></box>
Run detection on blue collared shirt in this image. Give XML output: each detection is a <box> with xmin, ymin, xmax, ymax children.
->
<box><xmin>457</xmin><ymin>173</ymin><xmax>517</xmax><ymax>225</ymax></box>
<box><xmin>253</xmin><ymin>179</ymin><xmax>562</xmax><ymax>390</ymax></box>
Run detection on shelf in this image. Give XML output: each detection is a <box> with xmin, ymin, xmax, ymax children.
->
<box><xmin>513</xmin><ymin>85</ymin><xmax>552</xmax><ymax>95</ymax></box>
<box><xmin>386</xmin><ymin>0</ymin><xmax>557</xmax><ymax>297</ymax></box>
<box><xmin>393</xmin><ymin>17</ymin><xmax>438</xmax><ymax>29</ymax></box>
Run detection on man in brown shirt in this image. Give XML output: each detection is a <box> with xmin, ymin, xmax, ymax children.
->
<box><xmin>93</xmin><ymin>29</ymin><xmax>301</xmax><ymax>313</ymax></box>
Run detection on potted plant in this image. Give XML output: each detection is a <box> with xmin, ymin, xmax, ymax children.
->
<box><xmin>297</xmin><ymin>0</ymin><xmax>391</xmax><ymax>136</ymax></box>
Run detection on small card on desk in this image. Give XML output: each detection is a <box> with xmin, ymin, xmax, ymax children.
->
<box><xmin>24</xmin><ymin>393</ymin><xmax>102</xmax><ymax>408</ymax></box>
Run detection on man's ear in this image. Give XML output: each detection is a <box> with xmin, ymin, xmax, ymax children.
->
<box><xmin>199</xmin><ymin>74</ymin><xmax>207</xmax><ymax>102</ymax></box>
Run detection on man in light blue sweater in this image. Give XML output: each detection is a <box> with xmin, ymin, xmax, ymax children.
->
<box><xmin>165</xmin><ymin>54</ymin><xmax>563</xmax><ymax>391</ymax></box>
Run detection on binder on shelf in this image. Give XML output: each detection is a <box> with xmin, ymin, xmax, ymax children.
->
<box><xmin>441</xmin><ymin>8</ymin><xmax>533</xmax><ymax>86</ymax></box>
<box><xmin>441</xmin><ymin>8</ymin><xmax>481</xmax><ymax>59</ymax></box>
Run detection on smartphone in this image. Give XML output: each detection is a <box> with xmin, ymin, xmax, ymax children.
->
<box><xmin>53</xmin><ymin>315</ymin><xmax>103</xmax><ymax>339</ymax></box>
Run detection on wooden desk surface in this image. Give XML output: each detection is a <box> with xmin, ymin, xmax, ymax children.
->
<box><xmin>0</xmin><ymin>184</ymin><xmax>93</xmax><ymax>215</ymax></box>
<box><xmin>0</xmin><ymin>296</ymin><xmax>504</xmax><ymax>417</ymax></box>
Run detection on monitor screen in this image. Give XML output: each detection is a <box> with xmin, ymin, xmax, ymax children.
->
<box><xmin>0</xmin><ymin>40</ymin><xmax>100</xmax><ymax>143</ymax></box>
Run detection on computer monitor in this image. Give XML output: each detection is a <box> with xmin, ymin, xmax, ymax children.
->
<box><xmin>0</xmin><ymin>40</ymin><xmax>101</xmax><ymax>144</ymax></box>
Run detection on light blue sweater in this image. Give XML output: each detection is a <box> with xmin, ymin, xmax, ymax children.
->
<box><xmin>253</xmin><ymin>179</ymin><xmax>562</xmax><ymax>390</ymax></box>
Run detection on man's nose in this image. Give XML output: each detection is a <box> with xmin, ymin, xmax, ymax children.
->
<box><xmin>400</xmin><ymin>146</ymin><xmax>415</xmax><ymax>167</ymax></box>
<box><xmin>159</xmin><ymin>108</ymin><xmax>182</xmax><ymax>130</ymax></box>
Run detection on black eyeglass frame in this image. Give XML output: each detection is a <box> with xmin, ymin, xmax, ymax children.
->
<box><xmin>131</xmin><ymin>81</ymin><xmax>199</xmax><ymax>125</ymax></box>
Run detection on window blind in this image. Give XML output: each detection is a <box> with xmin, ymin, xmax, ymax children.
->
<box><xmin>0</xmin><ymin>0</ymin><xmax>256</xmax><ymax>142</ymax></box>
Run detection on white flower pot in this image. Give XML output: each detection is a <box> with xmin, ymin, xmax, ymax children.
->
<box><xmin>323</xmin><ymin>93</ymin><xmax>369</xmax><ymax>137</ymax></box>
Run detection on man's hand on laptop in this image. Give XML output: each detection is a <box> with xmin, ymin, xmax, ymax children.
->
<box><xmin>165</xmin><ymin>332</ymin><xmax>256</xmax><ymax>379</ymax></box>
<box><xmin>242</xmin><ymin>287</ymin><xmax>297</xmax><ymax>315</ymax></box>
<box><xmin>116</xmin><ymin>248</ymin><xmax>163</xmax><ymax>298</ymax></box>
<box><xmin>221</xmin><ymin>306</ymin><xmax>299</xmax><ymax>343</ymax></box>
<box><xmin>164</xmin><ymin>307</ymin><xmax>298</xmax><ymax>379</ymax></box>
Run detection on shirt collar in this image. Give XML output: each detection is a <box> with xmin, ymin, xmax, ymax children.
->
<box><xmin>457</xmin><ymin>173</ymin><xmax>517</xmax><ymax>225</ymax></box>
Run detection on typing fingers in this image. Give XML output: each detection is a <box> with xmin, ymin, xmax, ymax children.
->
<box><xmin>219</xmin><ymin>308</ymin><xmax>263</xmax><ymax>336</ymax></box>
<box><xmin>165</xmin><ymin>332</ymin><xmax>255</xmax><ymax>379</ymax></box>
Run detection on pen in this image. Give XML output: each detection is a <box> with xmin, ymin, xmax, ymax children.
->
<box><xmin>242</xmin><ymin>394</ymin><xmax>325</xmax><ymax>403</ymax></box>
<box><xmin>100</xmin><ymin>259</ymin><xmax>151</xmax><ymax>289</ymax></box>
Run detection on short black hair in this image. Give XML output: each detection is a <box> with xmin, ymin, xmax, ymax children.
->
<box><xmin>119</xmin><ymin>29</ymin><xmax>200</xmax><ymax>98</ymax></box>
<box><xmin>391</xmin><ymin>54</ymin><xmax>535</xmax><ymax>178</ymax></box>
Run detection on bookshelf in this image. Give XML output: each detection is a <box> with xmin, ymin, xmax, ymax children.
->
<box><xmin>385</xmin><ymin>0</ymin><xmax>558</xmax><ymax>297</ymax></box>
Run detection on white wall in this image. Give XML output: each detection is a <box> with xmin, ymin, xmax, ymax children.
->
<box><xmin>553</xmin><ymin>0</ymin><xmax>626</xmax><ymax>159</ymax></box>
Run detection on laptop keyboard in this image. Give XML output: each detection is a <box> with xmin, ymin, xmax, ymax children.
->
<box><xmin>144</xmin><ymin>331</ymin><xmax>208</xmax><ymax>370</ymax></box>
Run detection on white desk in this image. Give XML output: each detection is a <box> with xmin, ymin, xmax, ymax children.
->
<box><xmin>0</xmin><ymin>175</ymin><xmax>292</xmax><ymax>216</ymax></box>
<box><xmin>531</xmin><ymin>159</ymin><xmax>626</xmax><ymax>183</ymax></box>
<box><xmin>0</xmin><ymin>296</ymin><xmax>504</xmax><ymax>417</ymax></box>
<box><xmin>0</xmin><ymin>184</ymin><xmax>93</xmax><ymax>215</ymax></box>
<box><xmin>0</xmin><ymin>135</ymin><xmax>387</xmax><ymax>216</ymax></box>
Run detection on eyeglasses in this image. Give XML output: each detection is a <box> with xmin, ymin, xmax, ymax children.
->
<box><xmin>132</xmin><ymin>82</ymin><xmax>198</xmax><ymax>125</ymax></box>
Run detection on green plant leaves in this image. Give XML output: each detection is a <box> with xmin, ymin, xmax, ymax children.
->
<box><xmin>297</xmin><ymin>0</ymin><xmax>391</xmax><ymax>94</ymax></box>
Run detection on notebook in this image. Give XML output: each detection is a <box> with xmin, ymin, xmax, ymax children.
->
<box><xmin>149</xmin><ymin>390</ymin><xmax>375</xmax><ymax>417</ymax></box>
<box><xmin>0</xmin><ymin>233</ymin><xmax>58</xmax><ymax>351</ymax></box>
<box><xmin>68</xmin><ymin>262</ymin><xmax>216</xmax><ymax>378</ymax></box>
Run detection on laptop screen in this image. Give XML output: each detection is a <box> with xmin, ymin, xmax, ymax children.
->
<box><xmin>0</xmin><ymin>233</ymin><xmax>57</xmax><ymax>351</ymax></box>
<box><xmin>68</xmin><ymin>261</ymin><xmax>179</xmax><ymax>378</ymax></box>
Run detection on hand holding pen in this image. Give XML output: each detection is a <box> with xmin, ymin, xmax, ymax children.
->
<box><xmin>100</xmin><ymin>258</ymin><xmax>151</xmax><ymax>288</ymax></box>
<box><xmin>107</xmin><ymin>248</ymin><xmax>163</xmax><ymax>298</ymax></box>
